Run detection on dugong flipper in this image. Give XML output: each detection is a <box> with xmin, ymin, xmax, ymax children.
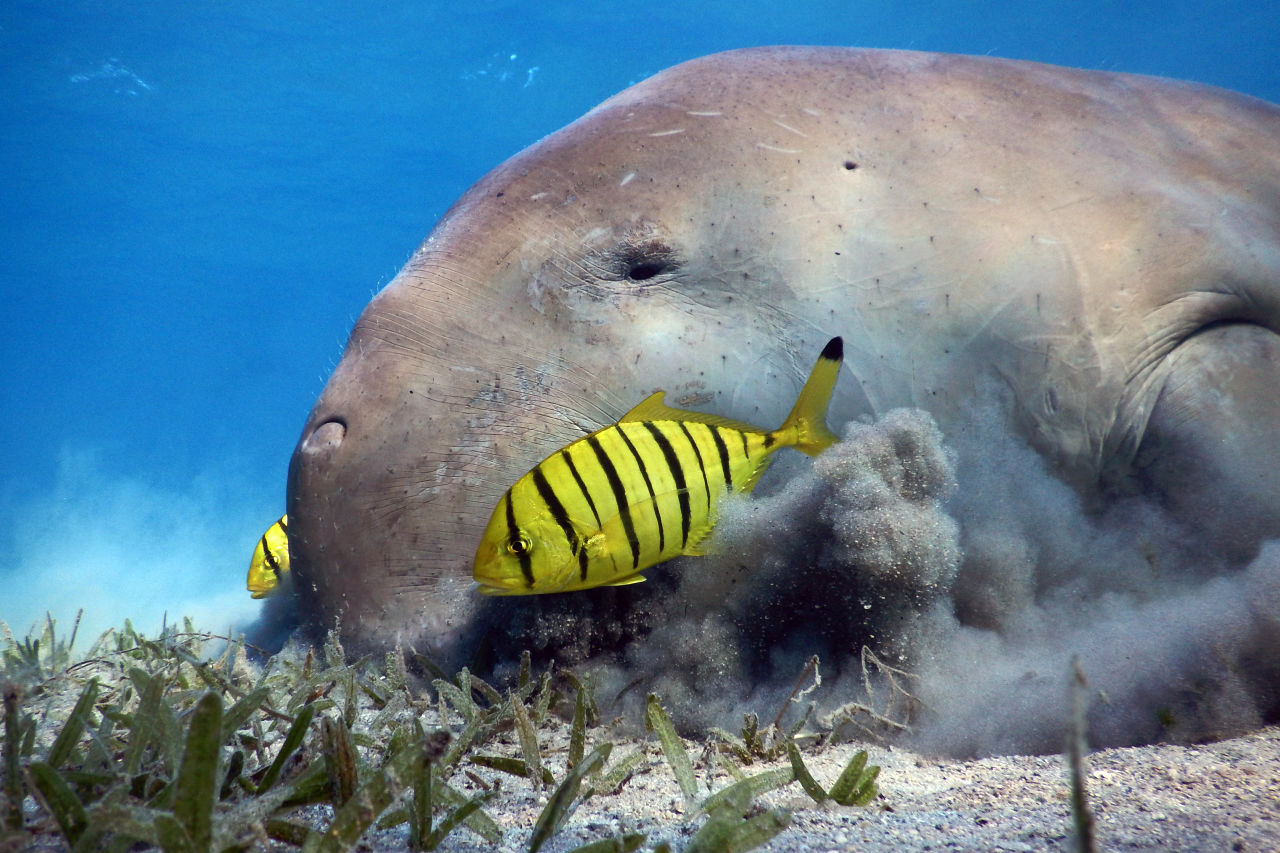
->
<box><xmin>285</xmin><ymin>47</ymin><xmax>1280</xmax><ymax>667</ymax></box>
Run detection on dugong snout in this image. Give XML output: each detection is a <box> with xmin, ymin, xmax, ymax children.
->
<box><xmin>284</xmin><ymin>275</ymin><xmax>615</xmax><ymax>660</ymax></box>
<box><xmin>301</xmin><ymin>419</ymin><xmax>345</xmax><ymax>454</ymax></box>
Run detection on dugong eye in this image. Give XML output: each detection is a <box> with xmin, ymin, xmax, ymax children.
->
<box><xmin>604</xmin><ymin>233</ymin><xmax>681</xmax><ymax>284</ymax></box>
<box><xmin>508</xmin><ymin>534</ymin><xmax>532</xmax><ymax>556</ymax></box>
<box><xmin>625</xmin><ymin>261</ymin><xmax>666</xmax><ymax>281</ymax></box>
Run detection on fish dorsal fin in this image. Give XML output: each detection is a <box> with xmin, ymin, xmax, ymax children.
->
<box><xmin>619</xmin><ymin>391</ymin><xmax>764</xmax><ymax>435</ymax></box>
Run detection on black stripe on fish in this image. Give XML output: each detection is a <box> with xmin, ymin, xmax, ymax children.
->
<box><xmin>618</xmin><ymin>425</ymin><xmax>665</xmax><ymax>555</ymax></box>
<box><xmin>587</xmin><ymin>433</ymin><xmax>641</xmax><ymax>570</ymax></box>
<box><xmin>259</xmin><ymin>533</ymin><xmax>282</xmax><ymax>580</ymax></box>
<box><xmin>561</xmin><ymin>448</ymin><xmax>603</xmax><ymax>530</ymax></box>
<box><xmin>643</xmin><ymin>420</ymin><xmax>690</xmax><ymax>549</ymax></box>
<box><xmin>677</xmin><ymin>421</ymin><xmax>713</xmax><ymax>516</ymax></box>
<box><xmin>532</xmin><ymin>465</ymin><xmax>581</xmax><ymax>566</ymax></box>
<box><xmin>505</xmin><ymin>492</ymin><xmax>534</xmax><ymax>588</ymax></box>
<box><xmin>710</xmin><ymin>425</ymin><xmax>734</xmax><ymax>491</ymax></box>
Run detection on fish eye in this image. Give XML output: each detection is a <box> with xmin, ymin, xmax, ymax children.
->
<box><xmin>507</xmin><ymin>534</ymin><xmax>531</xmax><ymax>556</ymax></box>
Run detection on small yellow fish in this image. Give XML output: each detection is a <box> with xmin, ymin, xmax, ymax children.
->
<box><xmin>248</xmin><ymin>515</ymin><xmax>290</xmax><ymax>599</ymax></box>
<box><xmin>473</xmin><ymin>337</ymin><xmax>843</xmax><ymax>595</ymax></box>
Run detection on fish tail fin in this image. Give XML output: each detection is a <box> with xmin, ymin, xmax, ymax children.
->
<box><xmin>775</xmin><ymin>336</ymin><xmax>843</xmax><ymax>457</ymax></box>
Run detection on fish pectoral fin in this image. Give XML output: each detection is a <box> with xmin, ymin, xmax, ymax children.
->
<box><xmin>602</xmin><ymin>573</ymin><xmax>646</xmax><ymax>586</ymax></box>
<box><xmin>584</xmin><ymin>532</ymin><xmax>609</xmax><ymax>559</ymax></box>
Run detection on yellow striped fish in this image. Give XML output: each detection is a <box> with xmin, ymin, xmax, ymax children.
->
<box><xmin>247</xmin><ymin>515</ymin><xmax>290</xmax><ymax>599</ymax></box>
<box><xmin>473</xmin><ymin>337</ymin><xmax>843</xmax><ymax>595</ymax></box>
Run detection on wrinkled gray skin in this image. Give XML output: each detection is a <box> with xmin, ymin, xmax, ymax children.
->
<box><xmin>287</xmin><ymin>47</ymin><xmax>1280</xmax><ymax>663</ymax></box>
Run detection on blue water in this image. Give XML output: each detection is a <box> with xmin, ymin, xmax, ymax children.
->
<box><xmin>3</xmin><ymin>1</ymin><xmax>1278</xmax><ymax>642</ymax></box>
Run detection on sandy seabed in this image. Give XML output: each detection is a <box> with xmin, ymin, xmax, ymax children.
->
<box><xmin>346</xmin><ymin>717</ymin><xmax>1280</xmax><ymax>852</ymax></box>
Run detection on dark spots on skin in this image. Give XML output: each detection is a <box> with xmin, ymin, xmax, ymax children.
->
<box><xmin>843</xmin><ymin>160</ymin><xmax>858</xmax><ymax>170</ymax></box>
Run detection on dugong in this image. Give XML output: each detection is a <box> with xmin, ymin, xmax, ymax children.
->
<box><xmin>285</xmin><ymin>47</ymin><xmax>1280</xmax><ymax>668</ymax></box>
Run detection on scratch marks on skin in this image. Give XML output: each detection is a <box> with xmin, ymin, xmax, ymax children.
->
<box><xmin>956</xmin><ymin>289</ymin><xmax>1026</xmax><ymax>356</ymax></box>
<box><xmin>365</xmin><ymin>278</ymin><xmax>495</xmax><ymax>360</ymax></box>
<box><xmin>686</xmin><ymin>110</ymin><xmax>722</xmax><ymax>117</ymax></box>
<box><xmin>971</xmin><ymin>186</ymin><xmax>1003</xmax><ymax>204</ymax></box>
<box><xmin>810</xmin><ymin>266</ymin><xmax>956</xmax><ymax>297</ymax></box>
<box><xmin>772</xmin><ymin>119</ymin><xmax>808</xmax><ymax>137</ymax></box>
<box><xmin>648</xmin><ymin>128</ymin><xmax>686</xmax><ymax>137</ymax></box>
<box><xmin>1047</xmin><ymin>194</ymin><xmax>1097</xmax><ymax>213</ymax></box>
<box><xmin>757</xmin><ymin>142</ymin><xmax>802</xmax><ymax>154</ymax></box>
<box><xmin>620</xmin><ymin>172</ymin><xmax>636</xmax><ymax>187</ymax></box>
<box><xmin>537</xmin><ymin>230</ymin><xmax>629</xmax><ymax>295</ymax></box>
<box><xmin>401</xmin><ymin>356</ymin><xmax>613</xmax><ymax>483</ymax></box>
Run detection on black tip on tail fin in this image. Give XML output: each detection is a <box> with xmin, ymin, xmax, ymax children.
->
<box><xmin>821</xmin><ymin>336</ymin><xmax>843</xmax><ymax>362</ymax></box>
<box><xmin>779</xmin><ymin>335</ymin><xmax>844</xmax><ymax>457</ymax></box>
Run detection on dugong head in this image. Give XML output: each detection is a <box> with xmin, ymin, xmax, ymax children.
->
<box><xmin>287</xmin><ymin>49</ymin><xmax>855</xmax><ymax>660</ymax></box>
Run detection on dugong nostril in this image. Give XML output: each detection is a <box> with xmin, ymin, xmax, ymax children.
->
<box><xmin>301</xmin><ymin>419</ymin><xmax>346</xmax><ymax>456</ymax></box>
